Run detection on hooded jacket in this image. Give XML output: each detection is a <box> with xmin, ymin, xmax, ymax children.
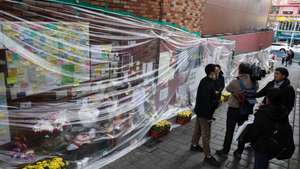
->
<box><xmin>250</xmin><ymin>104</ymin><xmax>290</xmax><ymax>155</ymax></box>
<box><xmin>256</xmin><ymin>79</ymin><xmax>295</xmax><ymax>113</ymax></box>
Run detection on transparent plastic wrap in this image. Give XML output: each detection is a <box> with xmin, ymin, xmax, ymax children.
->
<box><xmin>201</xmin><ymin>38</ymin><xmax>235</xmax><ymax>83</ymax></box>
<box><xmin>230</xmin><ymin>49</ymin><xmax>271</xmax><ymax>79</ymax></box>
<box><xmin>0</xmin><ymin>1</ymin><xmax>235</xmax><ymax>168</ymax></box>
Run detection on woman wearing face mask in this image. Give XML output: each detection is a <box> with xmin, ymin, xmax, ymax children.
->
<box><xmin>214</xmin><ymin>64</ymin><xmax>225</xmax><ymax>104</ymax></box>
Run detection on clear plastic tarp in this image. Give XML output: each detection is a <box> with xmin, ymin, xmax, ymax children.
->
<box><xmin>230</xmin><ymin>49</ymin><xmax>272</xmax><ymax>79</ymax></box>
<box><xmin>0</xmin><ymin>0</ymin><xmax>241</xmax><ymax>168</ymax></box>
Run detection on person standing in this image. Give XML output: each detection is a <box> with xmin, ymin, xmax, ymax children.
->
<box><xmin>256</xmin><ymin>67</ymin><xmax>295</xmax><ymax>115</ymax></box>
<box><xmin>285</xmin><ymin>54</ymin><xmax>290</xmax><ymax>67</ymax></box>
<box><xmin>190</xmin><ymin>64</ymin><xmax>220</xmax><ymax>167</ymax></box>
<box><xmin>280</xmin><ymin>48</ymin><xmax>286</xmax><ymax>65</ymax></box>
<box><xmin>250</xmin><ymin>88</ymin><xmax>294</xmax><ymax>169</ymax></box>
<box><xmin>288</xmin><ymin>49</ymin><xmax>294</xmax><ymax>65</ymax></box>
<box><xmin>215</xmin><ymin>64</ymin><xmax>225</xmax><ymax>103</ymax></box>
<box><xmin>216</xmin><ymin>63</ymin><xmax>258</xmax><ymax>159</ymax></box>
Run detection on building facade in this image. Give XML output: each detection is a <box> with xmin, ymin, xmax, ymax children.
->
<box><xmin>83</xmin><ymin>0</ymin><xmax>271</xmax><ymax>35</ymax></box>
<box><xmin>202</xmin><ymin>0</ymin><xmax>271</xmax><ymax>35</ymax></box>
<box><xmin>269</xmin><ymin>0</ymin><xmax>300</xmax><ymax>42</ymax></box>
<box><xmin>80</xmin><ymin>0</ymin><xmax>207</xmax><ymax>33</ymax></box>
<box><xmin>81</xmin><ymin>0</ymin><xmax>273</xmax><ymax>53</ymax></box>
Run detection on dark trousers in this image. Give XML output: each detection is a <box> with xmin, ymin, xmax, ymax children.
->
<box><xmin>223</xmin><ymin>107</ymin><xmax>248</xmax><ymax>153</ymax></box>
<box><xmin>254</xmin><ymin>152</ymin><xmax>270</xmax><ymax>169</ymax></box>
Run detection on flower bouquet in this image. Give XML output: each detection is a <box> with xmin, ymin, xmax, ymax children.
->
<box><xmin>149</xmin><ymin>120</ymin><xmax>171</xmax><ymax>139</ymax></box>
<box><xmin>176</xmin><ymin>110</ymin><xmax>192</xmax><ymax>125</ymax></box>
<box><xmin>221</xmin><ymin>91</ymin><xmax>231</xmax><ymax>103</ymax></box>
<box><xmin>20</xmin><ymin>156</ymin><xmax>67</xmax><ymax>169</ymax></box>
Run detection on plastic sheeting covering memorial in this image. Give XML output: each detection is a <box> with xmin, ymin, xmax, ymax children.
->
<box><xmin>230</xmin><ymin>49</ymin><xmax>271</xmax><ymax>78</ymax></box>
<box><xmin>0</xmin><ymin>0</ymin><xmax>235</xmax><ymax>168</ymax></box>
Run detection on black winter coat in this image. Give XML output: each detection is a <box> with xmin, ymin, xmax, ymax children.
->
<box><xmin>256</xmin><ymin>79</ymin><xmax>295</xmax><ymax>113</ymax></box>
<box><xmin>250</xmin><ymin>104</ymin><xmax>291</xmax><ymax>156</ymax></box>
<box><xmin>194</xmin><ymin>76</ymin><xmax>218</xmax><ymax>120</ymax></box>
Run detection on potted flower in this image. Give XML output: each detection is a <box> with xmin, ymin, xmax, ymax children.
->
<box><xmin>20</xmin><ymin>156</ymin><xmax>67</xmax><ymax>169</ymax></box>
<box><xmin>176</xmin><ymin>110</ymin><xmax>192</xmax><ymax>125</ymax></box>
<box><xmin>149</xmin><ymin>120</ymin><xmax>171</xmax><ymax>138</ymax></box>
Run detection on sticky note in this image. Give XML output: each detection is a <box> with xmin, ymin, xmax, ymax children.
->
<box><xmin>7</xmin><ymin>77</ymin><xmax>17</xmax><ymax>85</ymax></box>
<box><xmin>12</xmin><ymin>53</ymin><xmax>19</xmax><ymax>61</ymax></box>
<box><xmin>61</xmin><ymin>76</ymin><xmax>74</xmax><ymax>85</ymax></box>
<box><xmin>44</xmin><ymin>23</ymin><xmax>57</xmax><ymax>30</ymax></box>
<box><xmin>74</xmin><ymin>64</ymin><xmax>81</xmax><ymax>72</ymax></box>
<box><xmin>67</xmin><ymin>56</ymin><xmax>75</xmax><ymax>61</ymax></box>
<box><xmin>8</xmin><ymin>68</ymin><xmax>17</xmax><ymax>77</ymax></box>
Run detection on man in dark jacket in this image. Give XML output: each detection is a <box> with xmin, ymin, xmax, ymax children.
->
<box><xmin>256</xmin><ymin>67</ymin><xmax>295</xmax><ymax>114</ymax></box>
<box><xmin>191</xmin><ymin>64</ymin><xmax>220</xmax><ymax>167</ymax></box>
<box><xmin>250</xmin><ymin>88</ymin><xmax>294</xmax><ymax>169</ymax></box>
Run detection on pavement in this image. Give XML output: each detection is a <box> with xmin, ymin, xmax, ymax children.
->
<box><xmin>104</xmin><ymin>63</ymin><xmax>300</xmax><ymax>169</ymax></box>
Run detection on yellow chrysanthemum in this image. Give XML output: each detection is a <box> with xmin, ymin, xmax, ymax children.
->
<box><xmin>178</xmin><ymin>110</ymin><xmax>192</xmax><ymax>118</ymax></box>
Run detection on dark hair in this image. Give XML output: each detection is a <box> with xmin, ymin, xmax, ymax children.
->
<box><xmin>275</xmin><ymin>67</ymin><xmax>289</xmax><ymax>78</ymax></box>
<box><xmin>205</xmin><ymin>64</ymin><xmax>216</xmax><ymax>76</ymax></box>
<box><xmin>238</xmin><ymin>63</ymin><xmax>252</xmax><ymax>75</ymax></box>
<box><xmin>215</xmin><ymin>64</ymin><xmax>224</xmax><ymax>75</ymax></box>
<box><xmin>266</xmin><ymin>88</ymin><xmax>282</xmax><ymax>105</ymax></box>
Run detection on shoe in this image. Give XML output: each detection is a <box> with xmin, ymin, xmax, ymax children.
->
<box><xmin>190</xmin><ymin>144</ymin><xmax>204</xmax><ymax>152</ymax></box>
<box><xmin>204</xmin><ymin>156</ymin><xmax>221</xmax><ymax>167</ymax></box>
<box><xmin>233</xmin><ymin>150</ymin><xmax>242</xmax><ymax>159</ymax></box>
<box><xmin>216</xmin><ymin>149</ymin><xmax>228</xmax><ymax>157</ymax></box>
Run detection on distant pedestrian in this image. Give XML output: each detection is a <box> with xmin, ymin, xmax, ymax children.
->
<box><xmin>191</xmin><ymin>64</ymin><xmax>220</xmax><ymax>167</ymax></box>
<box><xmin>216</xmin><ymin>63</ymin><xmax>258</xmax><ymax>159</ymax></box>
<box><xmin>285</xmin><ymin>55</ymin><xmax>290</xmax><ymax>67</ymax></box>
<box><xmin>288</xmin><ymin>49</ymin><xmax>294</xmax><ymax>65</ymax></box>
<box><xmin>214</xmin><ymin>64</ymin><xmax>225</xmax><ymax>103</ymax></box>
<box><xmin>280</xmin><ymin>48</ymin><xmax>286</xmax><ymax>65</ymax></box>
<box><xmin>250</xmin><ymin>88</ymin><xmax>295</xmax><ymax>169</ymax></box>
<box><xmin>256</xmin><ymin>67</ymin><xmax>295</xmax><ymax>115</ymax></box>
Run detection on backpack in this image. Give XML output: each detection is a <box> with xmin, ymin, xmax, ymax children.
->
<box><xmin>238</xmin><ymin>80</ymin><xmax>257</xmax><ymax>115</ymax></box>
<box><xmin>268</xmin><ymin>122</ymin><xmax>295</xmax><ymax>160</ymax></box>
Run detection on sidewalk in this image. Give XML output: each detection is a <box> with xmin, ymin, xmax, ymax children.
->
<box><xmin>104</xmin><ymin>64</ymin><xmax>300</xmax><ymax>169</ymax></box>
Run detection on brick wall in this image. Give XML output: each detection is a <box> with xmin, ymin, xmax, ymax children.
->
<box><xmin>81</xmin><ymin>0</ymin><xmax>162</xmax><ymax>20</ymax></box>
<box><xmin>161</xmin><ymin>0</ymin><xmax>206</xmax><ymax>32</ymax></box>
<box><xmin>82</xmin><ymin>0</ymin><xmax>206</xmax><ymax>32</ymax></box>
